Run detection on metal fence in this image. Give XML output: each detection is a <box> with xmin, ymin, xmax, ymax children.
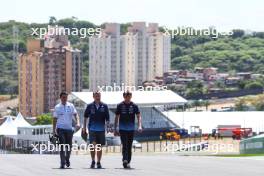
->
<box><xmin>0</xmin><ymin>135</ymin><xmax>237</xmax><ymax>154</ymax></box>
<box><xmin>0</xmin><ymin>135</ymin><xmax>51</xmax><ymax>154</ymax></box>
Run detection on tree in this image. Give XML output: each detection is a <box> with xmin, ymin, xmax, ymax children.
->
<box><xmin>254</xmin><ymin>101</ymin><xmax>264</xmax><ymax>111</ymax></box>
<box><xmin>203</xmin><ymin>100</ymin><xmax>211</xmax><ymax>111</ymax></box>
<box><xmin>35</xmin><ymin>113</ymin><xmax>52</xmax><ymax>125</ymax></box>
<box><xmin>254</xmin><ymin>32</ymin><xmax>264</xmax><ymax>39</ymax></box>
<box><xmin>245</xmin><ymin>81</ymin><xmax>263</xmax><ymax>89</ymax></box>
<box><xmin>235</xmin><ymin>98</ymin><xmax>247</xmax><ymax>111</ymax></box>
<box><xmin>231</xmin><ymin>29</ymin><xmax>245</xmax><ymax>38</ymax></box>
<box><xmin>187</xmin><ymin>80</ymin><xmax>203</xmax><ymax>89</ymax></box>
<box><xmin>49</xmin><ymin>16</ymin><xmax>57</xmax><ymax>25</ymax></box>
<box><xmin>192</xmin><ymin>100</ymin><xmax>202</xmax><ymax>111</ymax></box>
<box><xmin>251</xmin><ymin>95</ymin><xmax>264</xmax><ymax>111</ymax></box>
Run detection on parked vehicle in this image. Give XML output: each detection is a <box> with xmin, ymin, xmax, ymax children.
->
<box><xmin>132</xmin><ymin>140</ymin><xmax>142</xmax><ymax>149</ymax></box>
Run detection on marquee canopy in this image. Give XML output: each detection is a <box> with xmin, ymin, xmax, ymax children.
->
<box><xmin>0</xmin><ymin>116</ymin><xmax>17</xmax><ymax>135</ymax></box>
<box><xmin>71</xmin><ymin>90</ymin><xmax>187</xmax><ymax>108</ymax></box>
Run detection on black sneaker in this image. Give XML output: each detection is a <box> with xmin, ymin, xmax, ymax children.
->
<box><xmin>60</xmin><ymin>164</ymin><xmax>65</xmax><ymax>169</ymax></box>
<box><xmin>123</xmin><ymin>160</ymin><xmax>128</xmax><ymax>168</ymax></box>
<box><xmin>90</xmin><ymin>160</ymin><xmax>95</xmax><ymax>168</ymax></box>
<box><xmin>97</xmin><ymin>162</ymin><xmax>102</xmax><ymax>169</ymax></box>
<box><xmin>66</xmin><ymin>160</ymin><xmax>70</xmax><ymax>168</ymax></box>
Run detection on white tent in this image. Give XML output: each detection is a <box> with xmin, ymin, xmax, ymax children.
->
<box><xmin>13</xmin><ymin>112</ymin><xmax>31</xmax><ymax>127</ymax></box>
<box><xmin>71</xmin><ymin>90</ymin><xmax>187</xmax><ymax>108</ymax></box>
<box><xmin>0</xmin><ymin>116</ymin><xmax>17</xmax><ymax>135</ymax></box>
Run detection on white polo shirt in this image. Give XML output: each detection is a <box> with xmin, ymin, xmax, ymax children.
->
<box><xmin>53</xmin><ymin>102</ymin><xmax>77</xmax><ymax>130</ymax></box>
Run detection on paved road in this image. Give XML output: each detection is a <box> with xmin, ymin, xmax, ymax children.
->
<box><xmin>0</xmin><ymin>154</ymin><xmax>263</xmax><ymax>176</ymax></box>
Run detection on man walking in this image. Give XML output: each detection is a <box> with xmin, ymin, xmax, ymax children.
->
<box><xmin>114</xmin><ymin>91</ymin><xmax>142</xmax><ymax>168</ymax></box>
<box><xmin>53</xmin><ymin>91</ymin><xmax>80</xmax><ymax>169</ymax></box>
<box><xmin>82</xmin><ymin>91</ymin><xmax>110</xmax><ymax>169</ymax></box>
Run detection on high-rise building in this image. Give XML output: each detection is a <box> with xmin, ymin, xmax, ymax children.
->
<box><xmin>19</xmin><ymin>33</ymin><xmax>82</xmax><ymax>117</ymax></box>
<box><xmin>89</xmin><ymin>22</ymin><xmax>171</xmax><ymax>91</ymax></box>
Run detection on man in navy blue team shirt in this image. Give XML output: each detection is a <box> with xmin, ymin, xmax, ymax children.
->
<box><xmin>82</xmin><ymin>91</ymin><xmax>110</xmax><ymax>169</ymax></box>
<box><xmin>114</xmin><ymin>91</ymin><xmax>142</xmax><ymax>169</ymax></box>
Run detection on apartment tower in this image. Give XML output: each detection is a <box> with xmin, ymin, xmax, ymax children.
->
<box><xmin>19</xmin><ymin>33</ymin><xmax>82</xmax><ymax>117</ymax></box>
<box><xmin>89</xmin><ymin>22</ymin><xmax>171</xmax><ymax>91</ymax></box>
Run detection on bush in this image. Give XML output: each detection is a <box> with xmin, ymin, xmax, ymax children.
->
<box><xmin>35</xmin><ymin>113</ymin><xmax>52</xmax><ymax>125</ymax></box>
<box><xmin>245</xmin><ymin>81</ymin><xmax>263</xmax><ymax>89</ymax></box>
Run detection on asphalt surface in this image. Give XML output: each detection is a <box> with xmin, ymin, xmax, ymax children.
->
<box><xmin>0</xmin><ymin>154</ymin><xmax>264</xmax><ymax>176</ymax></box>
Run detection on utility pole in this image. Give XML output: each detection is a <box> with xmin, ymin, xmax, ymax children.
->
<box><xmin>11</xmin><ymin>25</ymin><xmax>19</xmax><ymax>96</ymax></box>
<box><xmin>12</xmin><ymin>25</ymin><xmax>19</xmax><ymax>77</ymax></box>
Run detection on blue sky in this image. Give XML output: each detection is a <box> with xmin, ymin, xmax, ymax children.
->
<box><xmin>0</xmin><ymin>0</ymin><xmax>263</xmax><ymax>31</ymax></box>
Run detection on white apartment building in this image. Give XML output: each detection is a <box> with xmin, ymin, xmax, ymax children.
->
<box><xmin>89</xmin><ymin>22</ymin><xmax>171</xmax><ymax>91</ymax></box>
<box><xmin>121</xmin><ymin>33</ymin><xmax>138</xmax><ymax>86</ymax></box>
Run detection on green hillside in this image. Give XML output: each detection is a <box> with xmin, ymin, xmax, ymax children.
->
<box><xmin>0</xmin><ymin>18</ymin><xmax>264</xmax><ymax>94</ymax></box>
<box><xmin>171</xmin><ymin>31</ymin><xmax>264</xmax><ymax>73</ymax></box>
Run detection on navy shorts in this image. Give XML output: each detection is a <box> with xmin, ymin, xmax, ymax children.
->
<box><xmin>89</xmin><ymin>131</ymin><xmax>105</xmax><ymax>145</ymax></box>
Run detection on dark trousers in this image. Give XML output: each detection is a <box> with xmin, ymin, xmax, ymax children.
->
<box><xmin>57</xmin><ymin>128</ymin><xmax>73</xmax><ymax>165</ymax></box>
<box><xmin>119</xmin><ymin>130</ymin><xmax>134</xmax><ymax>163</ymax></box>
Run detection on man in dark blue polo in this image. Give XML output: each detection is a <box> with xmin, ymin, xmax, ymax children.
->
<box><xmin>114</xmin><ymin>91</ymin><xmax>142</xmax><ymax>169</ymax></box>
<box><xmin>82</xmin><ymin>91</ymin><xmax>110</xmax><ymax>169</ymax></box>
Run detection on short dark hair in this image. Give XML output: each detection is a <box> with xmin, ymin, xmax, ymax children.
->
<box><xmin>93</xmin><ymin>90</ymin><xmax>101</xmax><ymax>96</ymax></box>
<box><xmin>60</xmin><ymin>91</ymin><xmax>68</xmax><ymax>98</ymax></box>
<box><xmin>123</xmin><ymin>90</ymin><xmax>132</xmax><ymax>97</ymax></box>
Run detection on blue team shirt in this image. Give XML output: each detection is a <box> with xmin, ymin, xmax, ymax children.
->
<box><xmin>84</xmin><ymin>102</ymin><xmax>110</xmax><ymax>132</ymax></box>
<box><xmin>115</xmin><ymin>101</ymin><xmax>140</xmax><ymax>131</ymax></box>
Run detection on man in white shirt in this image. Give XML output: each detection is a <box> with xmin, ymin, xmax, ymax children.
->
<box><xmin>53</xmin><ymin>91</ymin><xmax>80</xmax><ymax>169</ymax></box>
